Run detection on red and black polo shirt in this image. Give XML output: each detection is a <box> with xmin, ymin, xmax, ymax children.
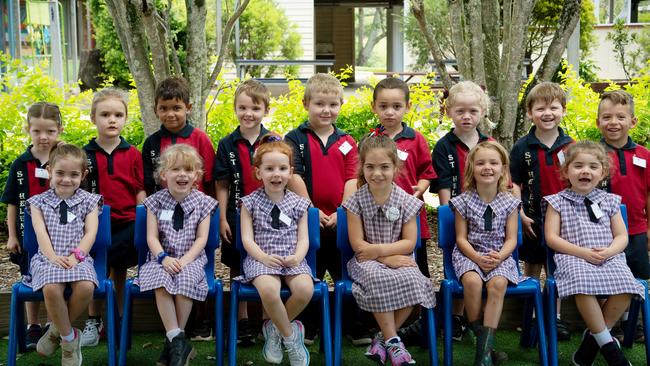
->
<box><xmin>84</xmin><ymin>137</ymin><xmax>144</xmax><ymax>224</ymax></box>
<box><xmin>600</xmin><ymin>138</ymin><xmax>650</xmax><ymax>235</ymax></box>
<box><xmin>0</xmin><ymin>147</ymin><xmax>50</xmax><ymax>241</ymax></box>
<box><xmin>510</xmin><ymin>127</ymin><xmax>574</xmax><ymax>221</ymax></box>
<box><xmin>285</xmin><ymin>122</ymin><xmax>359</xmax><ymax>216</ymax></box>
<box><xmin>142</xmin><ymin>123</ymin><xmax>215</xmax><ymax>195</ymax></box>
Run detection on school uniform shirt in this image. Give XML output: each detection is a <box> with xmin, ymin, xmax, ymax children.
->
<box><xmin>431</xmin><ymin>128</ymin><xmax>492</xmax><ymax>198</ymax></box>
<box><xmin>285</xmin><ymin>122</ymin><xmax>358</xmax><ymax>216</ymax></box>
<box><xmin>542</xmin><ymin>189</ymin><xmax>644</xmax><ymax>299</ymax></box>
<box><xmin>600</xmin><ymin>138</ymin><xmax>650</xmax><ymax>235</ymax></box>
<box><xmin>235</xmin><ymin>188</ymin><xmax>313</xmax><ymax>282</ymax></box>
<box><xmin>142</xmin><ymin>123</ymin><xmax>215</xmax><ymax>195</ymax></box>
<box><xmin>84</xmin><ymin>137</ymin><xmax>144</xmax><ymax>224</ymax></box>
<box><xmin>342</xmin><ymin>184</ymin><xmax>435</xmax><ymax>313</ymax></box>
<box><xmin>449</xmin><ymin>191</ymin><xmax>522</xmax><ymax>284</ymax></box>
<box><xmin>24</xmin><ymin>189</ymin><xmax>103</xmax><ymax>291</ymax></box>
<box><xmin>138</xmin><ymin>189</ymin><xmax>218</xmax><ymax>301</ymax></box>
<box><xmin>510</xmin><ymin>127</ymin><xmax>573</xmax><ymax>222</ymax></box>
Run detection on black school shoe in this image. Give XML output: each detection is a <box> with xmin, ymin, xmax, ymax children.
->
<box><xmin>156</xmin><ymin>338</ymin><xmax>171</xmax><ymax>366</ymax></box>
<box><xmin>189</xmin><ymin>319</ymin><xmax>213</xmax><ymax>341</ymax></box>
<box><xmin>25</xmin><ymin>324</ymin><xmax>43</xmax><ymax>351</ymax></box>
<box><xmin>237</xmin><ymin>318</ymin><xmax>255</xmax><ymax>346</ymax></box>
<box><xmin>600</xmin><ymin>340</ymin><xmax>631</xmax><ymax>366</ymax></box>
<box><xmin>572</xmin><ymin>329</ymin><xmax>599</xmax><ymax>366</ymax></box>
<box><xmin>452</xmin><ymin>315</ymin><xmax>467</xmax><ymax>342</ymax></box>
<box><xmin>557</xmin><ymin>318</ymin><xmax>571</xmax><ymax>341</ymax></box>
<box><xmin>169</xmin><ymin>333</ymin><xmax>196</xmax><ymax>366</ymax></box>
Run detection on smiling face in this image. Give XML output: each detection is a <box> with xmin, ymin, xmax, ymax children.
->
<box><xmin>256</xmin><ymin>150</ymin><xmax>293</xmax><ymax>195</ymax></box>
<box><xmin>48</xmin><ymin>156</ymin><xmax>86</xmax><ymax>199</ymax></box>
<box><xmin>92</xmin><ymin>97</ymin><xmax>127</xmax><ymax>139</ymax></box>
<box><xmin>363</xmin><ymin>147</ymin><xmax>398</xmax><ymax>191</ymax></box>
<box><xmin>303</xmin><ymin>92</ymin><xmax>342</xmax><ymax>130</ymax></box>
<box><xmin>235</xmin><ymin>93</ymin><xmax>269</xmax><ymax>131</ymax></box>
<box><xmin>155</xmin><ymin>98</ymin><xmax>191</xmax><ymax>133</ymax></box>
<box><xmin>565</xmin><ymin>152</ymin><xmax>605</xmax><ymax>195</ymax></box>
<box><xmin>527</xmin><ymin>99</ymin><xmax>566</xmax><ymax>133</ymax></box>
<box><xmin>161</xmin><ymin>163</ymin><xmax>199</xmax><ymax>197</ymax></box>
<box><xmin>471</xmin><ymin>147</ymin><xmax>504</xmax><ymax>188</ymax></box>
<box><xmin>597</xmin><ymin>99</ymin><xmax>637</xmax><ymax>147</ymax></box>
<box><xmin>28</xmin><ymin>117</ymin><xmax>62</xmax><ymax>154</ymax></box>
<box><xmin>372</xmin><ymin>88</ymin><xmax>411</xmax><ymax>132</ymax></box>
<box><xmin>447</xmin><ymin>93</ymin><xmax>484</xmax><ymax>134</ymax></box>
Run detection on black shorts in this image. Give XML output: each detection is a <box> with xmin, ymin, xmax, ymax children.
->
<box><xmin>316</xmin><ymin>229</ymin><xmax>342</xmax><ymax>281</ymax></box>
<box><xmin>219</xmin><ymin>213</ymin><xmax>241</xmax><ymax>273</ymax></box>
<box><xmin>518</xmin><ymin>223</ymin><xmax>547</xmax><ymax>264</ymax></box>
<box><xmin>10</xmin><ymin>247</ymin><xmax>29</xmax><ymax>276</ymax></box>
<box><xmin>416</xmin><ymin>238</ymin><xmax>430</xmax><ymax>278</ymax></box>
<box><xmin>624</xmin><ymin>233</ymin><xmax>650</xmax><ymax>279</ymax></box>
<box><xmin>108</xmin><ymin>221</ymin><xmax>138</xmax><ymax>270</ymax></box>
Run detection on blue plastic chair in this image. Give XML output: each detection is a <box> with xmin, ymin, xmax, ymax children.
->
<box><xmin>437</xmin><ymin>204</ymin><xmax>548</xmax><ymax>366</ymax></box>
<box><xmin>228</xmin><ymin>207</ymin><xmax>332</xmax><ymax>366</ymax></box>
<box><xmin>119</xmin><ymin>205</ymin><xmax>224</xmax><ymax>366</ymax></box>
<box><xmin>334</xmin><ymin>206</ymin><xmax>439</xmax><ymax>366</ymax></box>
<box><xmin>7</xmin><ymin>205</ymin><xmax>117</xmax><ymax>366</ymax></box>
<box><xmin>543</xmin><ymin>204</ymin><xmax>650</xmax><ymax>366</ymax></box>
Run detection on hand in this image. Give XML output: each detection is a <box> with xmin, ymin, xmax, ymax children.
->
<box><xmin>178</xmin><ymin>256</ymin><xmax>192</xmax><ymax>268</ymax></box>
<box><xmin>6</xmin><ymin>236</ymin><xmax>21</xmax><ymax>254</ymax></box>
<box><xmin>325</xmin><ymin>212</ymin><xmax>337</xmax><ymax>229</ymax></box>
<box><xmin>67</xmin><ymin>254</ymin><xmax>80</xmax><ymax>267</ymax></box>
<box><xmin>282</xmin><ymin>255</ymin><xmax>301</xmax><ymax>268</ymax></box>
<box><xmin>412</xmin><ymin>185</ymin><xmax>424</xmax><ymax>198</ymax></box>
<box><xmin>520</xmin><ymin>213</ymin><xmax>536</xmax><ymax>239</ymax></box>
<box><xmin>380</xmin><ymin>255</ymin><xmax>417</xmax><ymax>269</ymax></box>
<box><xmin>261</xmin><ymin>254</ymin><xmax>284</xmax><ymax>268</ymax></box>
<box><xmin>582</xmin><ymin>248</ymin><xmax>605</xmax><ymax>265</ymax></box>
<box><xmin>355</xmin><ymin>244</ymin><xmax>380</xmax><ymax>262</ymax></box>
<box><xmin>48</xmin><ymin>255</ymin><xmax>72</xmax><ymax>269</ymax></box>
<box><xmin>319</xmin><ymin>210</ymin><xmax>329</xmax><ymax>229</ymax></box>
<box><xmin>220</xmin><ymin>220</ymin><xmax>232</xmax><ymax>244</ymax></box>
<box><xmin>592</xmin><ymin>247</ymin><xmax>614</xmax><ymax>261</ymax></box>
<box><xmin>476</xmin><ymin>254</ymin><xmax>498</xmax><ymax>273</ymax></box>
<box><xmin>162</xmin><ymin>256</ymin><xmax>182</xmax><ymax>274</ymax></box>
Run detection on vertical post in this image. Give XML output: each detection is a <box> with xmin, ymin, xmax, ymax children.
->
<box><xmin>86</xmin><ymin>0</ymin><xmax>92</xmax><ymax>49</ymax></box>
<box><xmin>386</xmin><ymin>4</ymin><xmax>404</xmax><ymax>73</ymax></box>
<box><xmin>8</xmin><ymin>0</ymin><xmax>20</xmax><ymax>59</ymax></box>
<box><xmin>70</xmin><ymin>0</ymin><xmax>79</xmax><ymax>82</ymax></box>
<box><xmin>234</xmin><ymin>0</ymin><xmax>240</xmax><ymax>60</ymax></box>
<box><xmin>216</xmin><ymin>0</ymin><xmax>222</xmax><ymax>56</ymax></box>
<box><xmin>49</xmin><ymin>0</ymin><xmax>64</xmax><ymax>88</ymax></box>
<box><xmin>566</xmin><ymin>21</ymin><xmax>580</xmax><ymax>74</ymax></box>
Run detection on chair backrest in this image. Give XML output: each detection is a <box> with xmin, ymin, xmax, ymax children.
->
<box><xmin>336</xmin><ymin>206</ymin><xmax>422</xmax><ymax>282</ymax></box>
<box><xmin>134</xmin><ymin>205</ymin><xmax>220</xmax><ymax>286</ymax></box>
<box><xmin>437</xmin><ymin>204</ymin><xmax>523</xmax><ymax>282</ymax></box>
<box><xmin>23</xmin><ymin>205</ymin><xmax>112</xmax><ymax>281</ymax></box>
<box><xmin>235</xmin><ymin>207</ymin><xmax>321</xmax><ymax>278</ymax></box>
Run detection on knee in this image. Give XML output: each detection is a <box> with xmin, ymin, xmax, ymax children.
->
<box><xmin>42</xmin><ymin>284</ymin><xmax>62</xmax><ymax>299</ymax></box>
<box><xmin>291</xmin><ymin>280</ymin><xmax>314</xmax><ymax>302</ymax></box>
<box><xmin>486</xmin><ymin>277</ymin><xmax>507</xmax><ymax>296</ymax></box>
<box><xmin>257</xmin><ymin>286</ymin><xmax>281</xmax><ymax>303</ymax></box>
<box><xmin>462</xmin><ymin>275</ymin><xmax>483</xmax><ymax>293</ymax></box>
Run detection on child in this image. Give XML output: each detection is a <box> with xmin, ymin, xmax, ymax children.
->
<box><xmin>215</xmin><ymin>79</ymin><xmax>272</xmax><ymax>345</ymax></box>
<box><xmin>25</xmin><ymin>144</ymin><xmax>103</xmax><ymax>366</ymax></box>
<box><xmin>1</xmin><ymin>102</ymin><xmax>63</xmax><ymax>350</ymax></box>
<box><xmin>543</xmin><ymin>141</ymin><xmax>644</xmax><ymax>366</ymax></box>
<box><xmin>449</xmin><ymin>141</ymin><xmax>520</xmax><ymax>365</ymax></box>
<box><xmin>510</xmin><ymin>82</ymin><xmax>574</xmax><ymax>340</ymax></box>
<box><xmin>597</xmin><ymin>90</ymin><xmax>650</xmax><ymax>341</ymax></box>
<box><xmin>80</xmin><ymin>88</ymin><xmax>146</xmax><ymax>347</ymax></box>
<box><xmin>431</xmin><ymin>80</ymin><xmax>492</xmax><ymax>341</ymax></box>
<box><xmin>285</xmin><ymin>73</ymin><xmax>363</xmax><ymax>344</ymax></box>
<box><xmin>140</xmin><ymin>144</ymin><xmax>218</xmax><ymax>365</ymax></box>
<box><xmin>238</xmin><ymin>134</ymin><xmax>313</xmax><ymax>366</ymax></box>
<box><xmin>343</xmin><ymin>131</ymin><xmax>435</xmax><ymax>365</ymax></box>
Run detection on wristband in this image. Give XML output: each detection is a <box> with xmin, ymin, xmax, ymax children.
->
<box><xmin>71</xmin><ymin>248</ymin><xmax>86</xmax><ymax>262</ymax></box>
<box><xmin>157</xmin><ymin>251</ymin><xmax>169</xmax><ymax>264</ymax></box>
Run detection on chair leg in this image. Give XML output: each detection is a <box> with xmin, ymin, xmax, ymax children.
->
<box><xmin>105</xmin><ymin>281</ymin><xmax>117</xmax><ymax>366</ymax></box>
<box><xmin>441</xmin><ymin>281</ymin><xmax>453</xmax><ymax>366</ymax></box>
<box><xmin>228</xmin><ymin>282</ymin><xmax>240</xmax><ymax>366</ymax></box>
<box><xmin>623</xmin><ymin>295</ymin><xmax>641</xmax><ymax>348</ymax></box>
<box><xmin>545</xmin><ymin>282</ymin><xmax>559</xmax><ymax>366</ymax></box>
<box><xmin>534</xmin><ymin>290</ymin><xmax>549</xmax><ymax>366</ymax></box>
<box><xmin>333</xmin><ymin>282</ymin><xmax>345</xmax><ymax>366</ymax></box>
<box><xmin>319</xmin><ymin>282</ymin><xmax>333</xmax><ymax>366</ymax></box>
<box><xmin>118</xmin><ymin>284</ymin><xmax>134</xmax><ymax>366</ymax></box>
<box><xmin>214</xmin><ymin>281</ymin><xmax>224</xmax><ymax>366</ymax></box>
<box><xmin>519</xmin><ymin>297</ymin><xmax>536</xmax><ymax>348</ymax></box>
<box><xmin>424</xmin><ymin>307</ymin><xmax>439</xmax><ymax>366</ymax></box>
<box><xmin>7</xmin><ymin>286</ymin><xmax>21</xmax><ymax>366</ymax></box>
<box><xmin>639</xmin><ymin>281</ymin><xmax>650</xmax><ymax>366</ymax></box>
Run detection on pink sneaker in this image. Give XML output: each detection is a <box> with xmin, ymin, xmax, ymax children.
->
<box><xmin>386</xmin><ymin>340</ymin><xmax>416</xmax><ymax>365</ymax></box>
<box><xmin>364</xmin><ymin>333</ymin><xmax>386</xmax><ymax>365</ymax></box>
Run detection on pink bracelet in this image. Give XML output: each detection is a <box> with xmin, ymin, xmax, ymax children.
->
<box><xmin>71</xmin><ymin>248</ymin><xmax>86</xmax><ymax>262</ymax></box>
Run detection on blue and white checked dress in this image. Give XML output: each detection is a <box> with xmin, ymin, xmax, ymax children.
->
<box><xmin>343</xmin><ymin>184</ymin><xmax>435</xmax><ymax>313</ymax></box>
<box><xmin>25</xmin><ymin>188</ymin><xmax>102</xmax><ymax>291</ymax></box>
<box><xmin>543</xmin><ymin>189</ymin><xmax>644</xmax><ymax>299</ymax></box>
<box><xmin>138</xmin><ymin>189</ymin><xmax>218</xmax><ymax>301</ymax></box>
<box><xmin>236</xmin><ymin>188</ymin><xmax>313</xmax><ymax>283</ymax></box>
<box><xmin>449</xmin><ymin>191</ymin><xmax>522</xmax><ymax>284</ymax></box>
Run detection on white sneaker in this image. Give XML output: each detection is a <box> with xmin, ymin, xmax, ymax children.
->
<box><xmin>284</xmin><ymin>321</ymin><xmax>310</xmax><ymax>366</ymax></box>
<box><xmin>80</xmin><ymin>318</ymin><xmax>103</xmax><ymax>347</ymax></box>
<box><xmin>262</xmin><ymin>320</ymin><xmax>283</xmax><ymax>364</ymax></box>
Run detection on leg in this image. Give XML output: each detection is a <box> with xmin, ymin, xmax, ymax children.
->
<box><xmin>174</xmin><ymin>295</ymin><xmax>194</xmax><ymax>330</ymax></box>
<box><xmin>253</xmin><ymin>275</ymin><xmax>291</xmax><ymax>336</ymax></box>
<box><xmin>394</xmin><ymin>307</ymin><xmax>414</xmax><ymax>330</ymax></box>
<box><xmin>483</xmin><ymin>276</ymin><xmax>508</xmax><ymax>329</ymax></box>
<box><xmin>575</xmin><ymin>295</ymin><xmax>608</xmax><ymax>333</ymax></box>
<box><xmin>155</xmin><ymin>288</ymin><xmax>180</xmax><ymax>332</ymax></box>
<box><xmin>373</xmin><ymin>311</ymin><xmax>398</xmax><ymax>339</ymax></box>
<box><xmin>42</xmin><ymin>283</ymin><xmax>72</xmax><ymax>336</ymax></box>
<box><xmin>26</xmin><ymin>301</ymin><xmax>40</xmax><ymax>325</ymax></box>
<box><xmin>110</xmin><ymin>267</ymin><xmax>127</xmax><ymax>315</ymax></box>
<box><xmin>68</xmin><ymin>281</ymin><xmax>95</xmax><ymax>323</ymax></box>
<box><xmin>603</xmin><ymin>294</ymin><xmax>633</xmax><ymax>329</ymax></box>
<box><xmin>460</xmin><ymin>271</ymin><xmax>484</xmax><ymax>322</ymax></box>
<box><xmin>284</xmin><ymin>274</ymin><xmax>314</xmax><ymax>321</ymax></box>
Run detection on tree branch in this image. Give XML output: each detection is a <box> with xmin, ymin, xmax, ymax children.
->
<box><xmin>139</xmin><ymin>0</ymin><xmax>170</xmax><ymax>84</ymax></box>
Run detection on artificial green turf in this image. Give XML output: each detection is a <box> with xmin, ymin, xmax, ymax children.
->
<box><xmin>0</xmin><ymin>330</ymin><xmax>647</xmax><ymax>365</ymax></box>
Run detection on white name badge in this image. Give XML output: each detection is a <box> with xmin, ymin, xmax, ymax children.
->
<box><xmin>279</xmin><ymin>212</ymin><xmax>292</xmax><ymax>226</ymax></box>
<box><xmin>159</xmin><ymin>210</ymin><xmax>174</xmax><ymax>221</ymax></box>
<box><xmin>67</xmin><ymin>211</ymin><xmax>77</xmax><ymax>222</ymax></box>
<box><xmin>397</xmin><ymin>149</ymin><xmax>409</xmax><ymax>161</ymax></box>
<box><xmin>338</xmin><ymin>141</ymin><xmax>353</xmax><ymax>155</ymax></box>
<box><xmin>557</xmin><ymin>151</ymin><xmax>565</xmax><ymax>166</ymax></box>
<box><xmin>35</xmin><ymin>168</ymin><xmax>49</xmax><ymax>179</ymax></box>
<box><xmin>385</xmin><ymin>206</ymin><xmax>401</xmax><ymax>221</ymax></box>
<box><xmin>633</xmin><ymin>155</ymin><xmax>647</xmax><ymax>168</ymax></box>
<box><xmin>591</xmin><ymin>203</ymin><xmax>604</xmax><ymax>219</ymax></box>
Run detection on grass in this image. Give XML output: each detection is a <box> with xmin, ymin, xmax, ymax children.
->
<box><xmin>0</xmin><ymin>329</ymin><xmax>648</xmax><ymax>365</ymax></box>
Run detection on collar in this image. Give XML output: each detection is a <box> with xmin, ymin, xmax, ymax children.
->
<box><xmin>160</xmin><ymin>123</ymin><xmax>194</xmax><ymax>138</ymax></box>
<box><xmin>559</xmin><ymin>188</ymin><xmax>607</xmax><ymax>204</ymax></box>
<box><xmin>231</xmin><ymin>125</ymin><xmax>270</xmax><ymax>143</ymax></box>
<box><xmin>297</xmin><ymin>121</ymin><xmax>348</xmax><ymax>137</ymax></box>
<box><xmin>41</xmin><ymin>188</ymin><xmax>86</xmax><ymax>209</ymax></box>
<box><xmin>601</xmin><ymin>137</ymin><xmax>636</xmax><ymax>151</ymax></box>
<box><xmin>256</xmin><ymin>188</ymin><xmax>296</xmax><ymax>214</ymax></box>
<box><xmin>360</xmin><ymin>184</ymin><xmax>405</xmax><ymax>220</ymax></box>
<box><xmin>447</xmin><ymin>128</ymin><xmax>490</xmax><ymax>145</ymax></box>
<box><xmin>468</xmin><ymin>191</ymin><xmax>511</xmax><ymax>216</ymax></box>
<box><xmin>85</xmin><ymin>137</ymin><xmax>131</xmax><ymax>152</ymax></box>
<box><xmin>18</xmin><ymin>146</ymin><xmax>37</xmax><ymax>162</ymax></box>
<box><xmin>160</xmin><ymin>189</ymin><xmax>202</xmax><ymax>215</ymax></box>
<box><xmin>379</xmin><ymin>122</ymin><xmax>415</xmax><ymax>140</ymax></box>
<box><xmin>525</xmin><ymin>126</ymin><xmax>573</xmax><ymax>151</ymax></box>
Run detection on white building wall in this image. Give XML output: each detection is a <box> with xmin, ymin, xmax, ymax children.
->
<box><xmin>274</xmin><ymin>0</ymin><xmax>314</xmax><ymax>77</ymax></box>
<box><xmin>591</xmin><ymin>24</ymin><xmax>643</xmax><ymax>80</ymax></box>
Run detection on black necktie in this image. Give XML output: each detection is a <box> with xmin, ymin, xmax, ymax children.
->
<box><xmin>584</xmin><ymin>197</ymin><xmax>599</xmax><ymax>223</ymax></box>
<box><xmin>172</xmin><ymin>203</ymin><xmax>184</xmax><ymax>231</ymax></box>
<box><xmin>271</xmin><ymin>205</ymin><xmax>281</xmax><ymax>229</ymax></box>
<box><xmin>483</xmin><ymin>205</ymin><xmax>493</xmax><ymax>231</ymax></box>
<box><xmin>59</xmin><ymin>201</ymin><xmax>68</xmax><ymax>225</ymax></box>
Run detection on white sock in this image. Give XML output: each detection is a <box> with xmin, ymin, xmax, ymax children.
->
<box><xmin>386</xmin><ymin>336</ymin><xmax>401</xmax><ymax>345</ymax></box>
<box><xmin>61</xmin><ymin>330</ymin><xmax>75</xmax><ymax>343</ymax></box>
<box><xmin>556</xmin><ymin>314</ymin><xmax>561</xmax><ymax>320</ymax></box>
<box><xmin>591</xmin><ymin>329</ymin><xmax>613</xmax><ymax>347</ymax></box>
<box><xmin>166</xmin><ymin>328</ymin><xmax>182</xmax><ymax>342</ymax></box>
<box><xmin>621</xmin><ymin>312</ymin><xmax>629</xmax><ymax>322</ymax></box>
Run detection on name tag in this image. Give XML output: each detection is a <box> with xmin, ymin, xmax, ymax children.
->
<box><xmin>279</xmin><ymin>212</ymin><xmax>292</xmax><ymax>226</ymax></box>
<box><xmin>35</xmin><ymin>168</ymin><xmax>49</xmax><ymax>179</ymax></box>
<box><xmin>557</xmin><ymin>151</ymin><xmax>565</xmax><ymax>166</ymax></box>
<box><xmin>67</xmin><ymin>212</ymin><xmax>77</xmax><ymax>222</ymax></box>
<box><xmin>591</xmin><ymin>203</ymin><xmax>604</xmax><ymax>219</ymax></box>
<box><xmin>338</xmin><ymin>141</ymin><xmax>352</xmax><ymax>155</ymax></box>
<box><xmin>397</xmin><ymin>149</ymin><xmax>409</xmax><ymax>161</ymax></box>
<box><xmin>159</xmin><ymin>210</ymin><xmax>174</xmax><ymax>221</ymax></box>
<box><xmin>633</xmin><ymin>155</ymin><xmax>647</xmax><ymax>168</ymax></box>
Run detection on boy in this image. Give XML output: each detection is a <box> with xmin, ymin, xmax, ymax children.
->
<box><xmin>214</xmin><ymin>79</ymin><xmax>272</xmax><ymax>345</ymax></box>
<box><xmin>510</xmin><ymin>82</ymin><xmax>574</xmax><ymax>341</ymax></box>
<box><xmin>81</xmin><ymin>88</ymin><xmax>146</xmax><ymax>347</ymax></box>
<box><xmin>284</xmin><ymin>73</ymin><xmax>364</xmax><ymax>344</ymax></box>
<box><xmin>597</xmin><ymin>90</ymin><xmax>650</xmax><ymax>342</ymax></box>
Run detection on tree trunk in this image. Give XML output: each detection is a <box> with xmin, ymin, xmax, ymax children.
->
<box><xmin>186</xmin><ymin>0</ymin><xmax>208</xmax><ymax>129</ymax></box>
<box><xmin>357</xmin><ymin>9</ymin><xmax>385</xmax><ymax>66</ymax></box>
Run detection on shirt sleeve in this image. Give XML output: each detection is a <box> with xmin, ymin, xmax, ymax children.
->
<box><xmin>142</xmin><ymin>137</ymin><xmax>156</xmax><ymax>194</ymax></box>
<box><xmin>343</xmin><ymin>136</ymin><xmax>359</xmax><ymax>181</ymax></box>
<box><xmin>448</xmin><ymin>193</ymin><xmax>468</xmax><ymax>219</ymax></box>
<box><xmin>342</xmin><ymin>191</ymin><xmax>361</xmax><ymax>216</ymax></box>
<box><xmin>214</xmin><ymin>138</ymin><xmax>231</xmax><ymax>181</ymax></box>
<box><xmin>143</xmin><ymin>193</ymin><xmax>161</xmax><ymax>216</ymax></box>
<box><xmin>509</xmin><ymin>142</ymin><xmax>524</xmax><ymax>185</ymax></box>
<box><xmin>401</xmin><ymin>193</ymin><xmax>424</xmax><ymax>225</ymax></box>
<box><xmin>83</xmin><ymin>193</ymin><xmax>104</xmax><ymax>217</ymax></box>
<box><xmin>414</xmin><ymin>133</ymin><xmax>436</xmax><ymax>180</ymax></box>
<box><xmin>199</xmin><ymin>194</ymin><xmax>219</xmax><ymax>222</ymax></box>
<box><xmin>198</xmin><ymin>132</ymin><xmax>216</xmax><ymax>184</ymax></box>
<box><xmin>240</xmin><ymin>191</ymin><xmax>256</xmax><ymax>216</ymax></box>
<box><xmin>0</xmin><ymin>160</ymin><xmax>20</xmax><ymax>205</ymax></box>
<box><xmin>431</xmin><ymin>140</ymin><xmax>452</xmax><ymax>192</ymax></box>
<box><xmin>132</xmin><ymin>148</ymin><xmax>145</xmax><ymax>193</ymax></box>
<box><xmin>605</xmin><ymin>193</ymin><xmax>623</xmax><ymax>218</ymax></box>
<box><xmin>284</xmin><ymin>130</ymin><xmax>305</xmax><ymax>176</ymax></box>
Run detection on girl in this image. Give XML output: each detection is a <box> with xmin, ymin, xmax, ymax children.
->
<box><xmin>543</xmin><ymin>141</ymin><xmax>643</xmax><ymax>366</ymax></box>
<box><xmin>238</xmin><ymin>134</ymin><xmax>313</xmax><ymax>366</ymax></box>
<box><xmin>449</xmin><ymin>141</ymin><xmax>520</xmax><ymax>366</ymax></box>
<box><xmin>26</xmin><ymin>144</ymin><xmax>102</xmax><ymax>366</ymax></box>
<box><xmin>343</xmin><ymin>131</ymin><xmax>435</xmax><ymax>366</ymax></box>
<box><xmin>1</xmin><ymin>102</ymin><xmax>63</xmax><ymax>349</ymax></box>
<box><xmin>140</xmin><ymin>144</ymin><xmax>218</xmax><ymax>366</ymax></box>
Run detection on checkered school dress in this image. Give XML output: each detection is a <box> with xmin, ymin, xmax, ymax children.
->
<box><xmin>138</xmin><ymin>189</ymin><xmax>218</xmax><ymax>301</ymax></box>
<box><xmin>24</xmin><ymin>189</ymin><xmax>102</xmax><ymax>291</ymax></box>
<box><xmin>343</xmin><ymin>184</ymin><xmax>435</xmax><ymax>313</ymax></box>
<box><xmin>449</xmin><ymin>191</ymin><xmax>522</xmax><ymax>284</ymax></box>
<box><xmin>235</xmin><ymin>188</ymin><xmax>313</xmax><ymax>283</ymax></box>
<box><xmin>543</xmin><ymin>189</ymin><xmax>644</xmax><ymax>299</ymax></box>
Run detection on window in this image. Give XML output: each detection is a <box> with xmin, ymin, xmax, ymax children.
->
<box><xmin>594</xmin><ymin>0</ymin><xmax>650</xmax><ymax>24</ymax></box>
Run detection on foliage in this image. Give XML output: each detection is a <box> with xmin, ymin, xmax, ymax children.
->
<box><xmin>404</xmin><ymin>0</ymin><xmax>452</xmax><ymax>69</ymax></box>
<box><xmin>607</xmin><ymin>19</ymin><xmax>639</xmax><ymax>79</ymax></box>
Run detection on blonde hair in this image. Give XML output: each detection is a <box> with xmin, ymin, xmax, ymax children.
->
<box><xmin>155</xmin><ymin>144</ymin><xmax>204</xmax><ymax>185</ymax></box>
<box><xmin>598</xmin><ymin>90</ymin><xmax>635</xmax><ymax>117</ymax></box>
<box><xmin>91</xmin><ymin>88</ymin><xmax>129</xmax><ymax>119</ymax></box>
<box><xmin>463</xmin><ymin>141</ymin><xmax>511</xmax><ymax>193</ymax></box>
<box><xmin>525</xmin><ymin>82</ymin><xmax>566</xmax><ymax>112</ymax></box>
<box><xmin>559</xmin><ymin>140</ymin><xmax>610</xmax><ymax>185</ymax></box>
<box><xmin>234</xmin><ymin>79</ymin><xmax>270</xmax><ymax>110</ymax></box>
<box><xmin>303</xmin><ymin>73</ymin><xmax>344</xmax><ymax>103</ymax></box>
<box><xmin>357</xmin><ymin>133</ymin><xmax>400</xmax><ymax>188</ymax></box>
<box><xmin>446</xmin><ymin>81</ymin><xmax>489</xmax><ymax>115</ymax></box>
